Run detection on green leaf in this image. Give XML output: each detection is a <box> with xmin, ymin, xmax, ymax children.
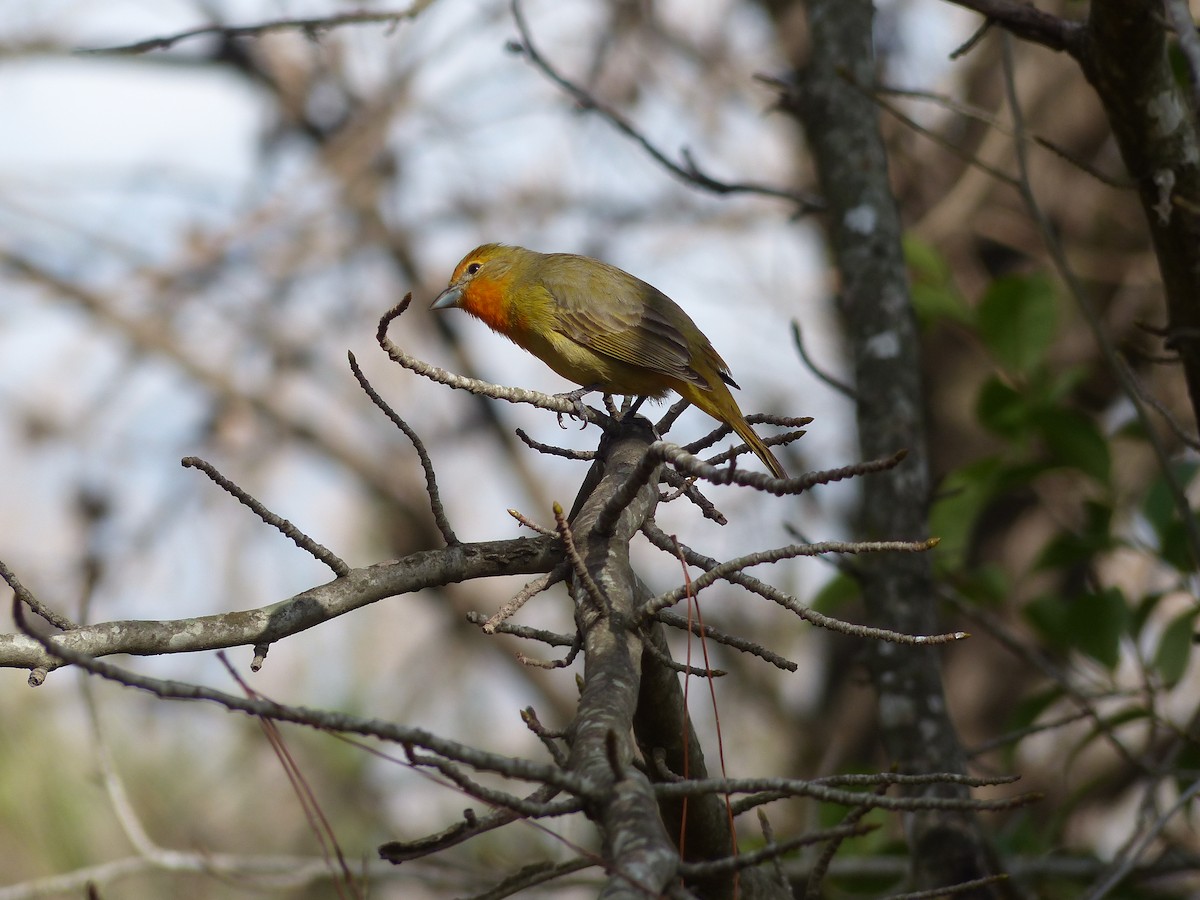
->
<box><xmin>1067</xmin><ymin>587</ymin><xmax>1129</xmax><ymax>670</ymax></box>
<box><xmin>1139</xmin><ymin>463</ymin><xmax>1200</xmax><ymax>571</ymax></box>
<box><xmin>977</xmin><ymin>273</ymin><xmax>1059</xmax><ymax>373</ymax></box>
<box><xmin>1174</xmin><ymin>740</ymin><xmax>1200</xmax><ymax>799</ymax></box>
<box><xmin>929</xmin><ymin>458</ymin><xmax>1004</xmax><ymax>572</ymax></box>
<box><xmin>1142</xmin><ymin>462</ymin><xmax>1199</xmax><ymax>544</ymax></box>
<box><xmin>1160</xmin><ymin>518</ymin><xmax>1200</xmax><ymax>573</ymax></box>
<box><xmin>1131</xmin><ymin>591</ymin><xmax>1167</xmax><ymax>639</ymax></box>
<box><xmin>1044</xmin><ymin>365</ymin><xmax>1090</xmax><ymax>404</ymax></box>
<box><xmin>1155</xmin><ymin>608</ymin><xmax>1199</xmax><ymax>685</ymax></box>
<box><xmin>1025</xmin><ymin>593</ymin><xmax>1071</xmax><ymax>650</ymax></box>
<box><xmin>1032</xmin><ymin>409</ymin><xmax>1111</xmax><ymax>485</ymax></box>
<box><xmin>955</xmin><ymin>564</ymin><xmax>1010</xmax><ymax>607</ymax></box>
<box><xmin>1035</xmin><ymin>500</ymin><xmax>1115</xmax><ymax>570</ymax></box>
<box><xmin>1026</xmin><ymin>587</ymin><xmax>1129</xmax><ymax>669</ymax></box>
<box><xmin>977</xmin><ymin>376</ymin><xmax>1033</xmax><ymax>437</ymax></box>
<box><xmin>905</xmin><ymin>236</ymin><xmax>971</xmax><ymax>326</ymax></box>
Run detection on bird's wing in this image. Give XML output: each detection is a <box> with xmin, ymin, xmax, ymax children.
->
<box><xmin>542</xmin><ymin>261</ymin><xmax>716</xmax><ymax>389</ymax></box>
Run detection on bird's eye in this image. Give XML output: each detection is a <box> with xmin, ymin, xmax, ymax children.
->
<box><xmin>466</xmin><ymin>262</ymin><xmax>482</xmax><ymax>275</ymax></box>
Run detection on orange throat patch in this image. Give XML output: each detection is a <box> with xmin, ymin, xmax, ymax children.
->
<box><xmin>462</xmin><ymin>279</ymin><xmax>513</xmax><ymax>335</ymax></box>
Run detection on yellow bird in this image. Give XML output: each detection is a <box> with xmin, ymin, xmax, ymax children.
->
<box><xmin>431</xmin><ymin>244</ymin><xmax>786</xmax><ymax>478</ymax></box>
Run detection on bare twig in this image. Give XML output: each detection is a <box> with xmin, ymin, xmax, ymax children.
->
<box><xmin>950</xmin><ymin>17</ymin><xmax>994</xmax><ymax>59</ymax></box>
<box><xmin>658</xmin><ymin>468</ymin><xmax>728</xmax><ymax>525</ymax></box>
<box><xmin>521</xmin><ymin>707</ymin><xmax>569</xmax><ymax>767</ymax></box>
<box><xmin>942</xmin><ymin>586</ymin><xmax>1144</xmax><ymax>771</ymax></box>
<box><xmin>598</xmin><ymin>441</ymin><xmax>906</xmax><ymax>537</ymax></box>
<box><xmin>508</xmin><ymin>0</ymin><xmax>822</xmax><ymax>214</ymax></box>
<box><xmin>78</xmin><ymin>2</ymin><xmax>437</xmax><ymax>55</ymax></box>
<box><xmin>181</xmin><ymin>457</ymin><xmax>349</xmax><ymax>577</ymax></box>
<box><xmin>730</xmin><ymin>769</ymin><xmax>1021</xmax><ymax>817</ymax></box>
<box><xmin>514</xmin><ymin>428</ymin><xmax>595</xmax><ymax>460</ymax></box>
<box><xmin>966</xmin><ymin>709</ymin><xmax>1094</xmax><ymax>758</ymax></box>
<box><xmin>653</xmin><ymin>609</ymin><xmax>797</xmax><ymax>672</ymax></box>
<box><xmin>653</xmin><ymin>775</ymin><xmax>1036</xmax><ymax>813</ymax></box>
<box><xmin>553</xmin><ymin>502</ymin><xmax>607</xmax><ymax>614</ymax></box>
<box><xmin>809</xmin><ymin>772</ymin><xmax>1020</xmax><ymax>788</ymax></box>
<box><xmin>792</xmin><ymin>320</ymin><xmax>855</xmax><ymax>398</ymax></box>
<box><xmin>378</xmin><ymin>784</ymin><xmax>564</xmax><ymax>862</ymax></box>
<box><xmin>870</xmin><ymin>84</ymin><xmax>1131</xmax><ymax>189</ymax></box>
<box><xmin>483</xmin><ymin>567</ymin><xmax>567</xmax><ymax>632</ymax></box>
<box><xmin>516</xmin><ymin>631</ymin><xmax>582</xmax><ymax>669</ymax></box>
<box><xmin>459</xmin><ymin>859</ymin><xmax>594</xmax><ymax>900</ymax></box>
<box><xmin>655</xmin><ymin>397</ymin><xmax>692</xmax><ymax>434</ymax></box>
<box><xmin>348</xmin><ymin>351</ymin><xmax>459</xmax><ymax>545</ymax></box>
<box><xmin>677</xmin><ymin>822</ymin><xmax>878</xmax><ymax>878</ymax></box>
<box><xmin>642</xmin><ymin>523</ymin><xmax>966</xmax><ymax>646</ymax></box>
<box><xmin>506</xmin><ymin>508</ymin><xmax>557</xmax><ymax>536</ymax></box>
<box><xmin>682</xmin><ymin>414</ymin><xmax>813</xmax><ymax>456</ymax></box>
<box><xmin>806</xmin><ymin>782</ymin><xmax>889</xmax><ymax>899</ymax></box>
<box><xmin>640</xmin><ymin>630</ymin><xmax>726</xmax><ymax>677</ymax></box>
<box><xmin>1121</xmin><ymin>356</ymin><xmax>1200</xmax><ymax>451</ymax></box>
<box><xmin>642</xmin><ymin>537</ymin><xmax>940</xmax><ymax>618</ymax></box>
<box><xmin>886</xmin><ymin>874</ymin><xmax>1011</xmax><ymax>899</ymax></box>
<box><xmin>0</xmin><ymin>558</ymin><xmax>77</xmax><ymax>631</ymax></box>
<box><xmin>465</xmin><ymin>611</ymin><xmax>575</xmax><ymax>647</ymax></box>
<box><xmin>0</xmin><ymin>849</ymin><xmax>381</xmax><ymax>898</ymax></box>
<box><xmin>940</xmin><ymin>0</ymin><xmax>1085</xmax><ymax>54</ymax></box>
<box><xmin>701</xmin><ymin>427</ymin><xmax>810</xmax><ymax>471</ymax></box>
<box><xmin>1083</xmin><ymin>775</ymin><xmax>1200</xmax><ymax>899</ymax></box>
<box><xmin>404</xmin><ymin>746</ymin><xmax>576</xmax><ymax>818</ymax></box>
<box><xmin>377</xmin><ymin>297</ymin><xmax>606</xmax><ymax>423</ymax></box>
<box><xmin>11</xmin><ymin>592</ymin><xmax>590</xmax><ymax>795</ymax></box>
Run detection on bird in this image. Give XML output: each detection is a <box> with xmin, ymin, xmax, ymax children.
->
<box><xmin>430</xmin><ymin>243</ymin><xmax>787</xmax><ymax>479</ymax></box>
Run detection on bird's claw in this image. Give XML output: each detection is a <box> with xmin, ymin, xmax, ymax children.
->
<box><xmin>555</xmin><ymin>386</ymin><xmax>595</xmax><ymax>429</ymax></box>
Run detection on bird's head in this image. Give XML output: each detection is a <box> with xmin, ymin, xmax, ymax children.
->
<box><xmin>430</xmin><ymin>244</ymin><xmax>536</xmax><ymax>333</ymax></box>
<box><xmin>430</xmin><ymin>244</ymin><xmax>523</xmax><ymax>311</ymax></box>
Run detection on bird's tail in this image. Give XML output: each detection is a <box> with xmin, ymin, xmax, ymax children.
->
<box><xmin>683</xmin><ymin>382</ymin><xmax>788</xmax><ymax>479</ymax></box>
<box><xmin>728</xmin><ymin>413</ymin><xmax>788</xmax><ymax>480</ymax></box>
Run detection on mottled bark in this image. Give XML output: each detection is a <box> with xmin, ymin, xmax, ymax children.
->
<box><xmin>766</xmin><ymin>0</ymin><xmax>1013</xmax><ymax>894</ymax></box>
<box><xmin>1079</xmin><ymin>0</ymin><xmax>1200</xmax><ymax>432</ymax></box>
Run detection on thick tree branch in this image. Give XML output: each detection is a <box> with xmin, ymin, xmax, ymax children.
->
<box><xmin>1077</xmin><ymin>0</ymin><xmax>1200</xmax><ymax>432</ymax></box>
<box><xmin>941</xmin><ymin>0</ymin><xmax>1085</xmax><ymax>54</ymax></box>
<box><xmin>564</xmin><ymin>419</ymin><xmax>679</xmax><ymax>898</ymax></box>
<box><xmin>0</xmin><ymin>536</ymin><xmax>558</xmax><ymax>675</ymax></box>
<box><xmin>635</xmin><ymin>621</ymin><xmax>792</xmax><ymax>899</ymax></box>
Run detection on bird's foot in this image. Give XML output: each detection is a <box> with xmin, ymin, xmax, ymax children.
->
<box><xmin>555</xmin><ymin>386</ymin><xmax>598</xmax><ymax>429</ymax></box>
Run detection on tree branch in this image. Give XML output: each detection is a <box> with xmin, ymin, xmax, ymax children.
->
<box><xmin>562</xmin><ymin>418</ymin><xmax>680</xmax><ymax>897</ymax></box>
<box><xmin>941</xmin><ymin>0</ymin><xmax>1085</xmax><ymax>54</ymax></box>
<box><xmin>508</xmin><ymin>0</ymin><xmax>822</xmax><ymax>214</ymax></box>
<box><xmin>0</xmin><ymin>536</ymin><xmax>558</xmax><ymax>675</ymax></box>
<box><xmin>1077</xmin><ymin>0</ymin><xmax>1200</xmax><ymax>433</ymax></box>
<box><xmin>77</xmin><ymin>3</ymin><xmax>438</xmax><ymax>55</ymax></box>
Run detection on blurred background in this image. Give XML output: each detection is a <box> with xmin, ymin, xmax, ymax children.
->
<box><xmin>2</xmin><ymin>0</ymin><xmax>1197</xmax><ymax>897</ymax></box>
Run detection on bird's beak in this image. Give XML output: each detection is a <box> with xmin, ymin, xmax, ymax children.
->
<box><xmin>430</xmin><ymin>285</ymin><xmax>463</xmax><ymax>310</ymax></box>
